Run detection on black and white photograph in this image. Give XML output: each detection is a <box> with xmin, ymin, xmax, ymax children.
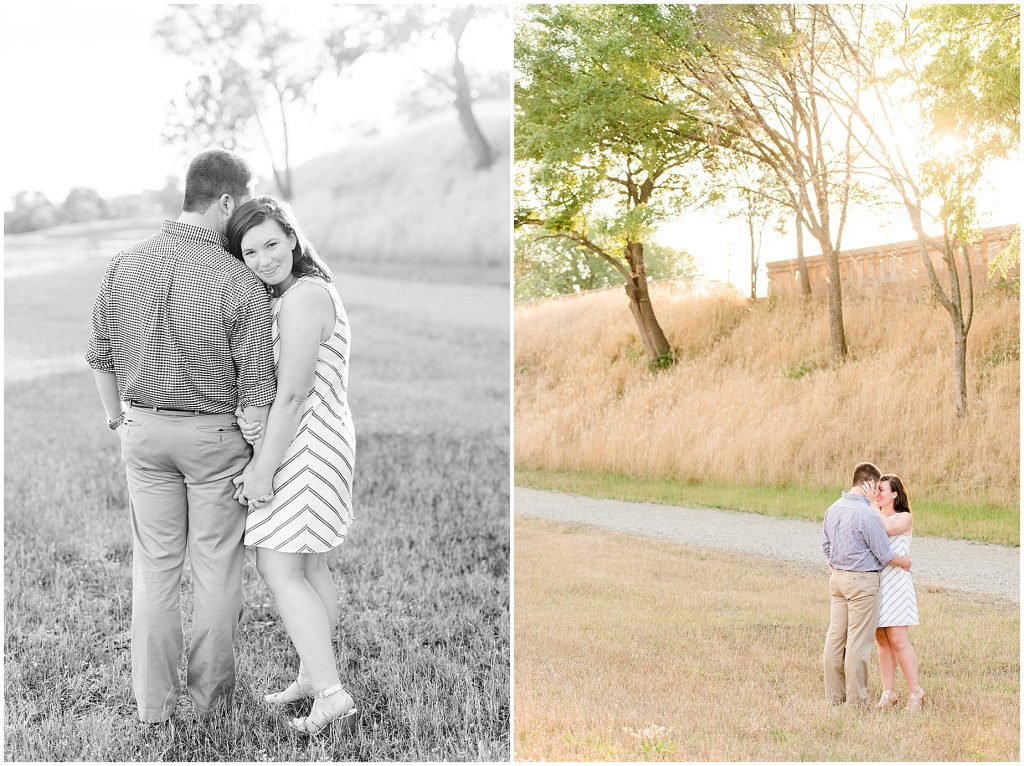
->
<box><xmin>3</xmin><ymin>3</ymin><xmax>510</xmax><ymax>761</ymax></box>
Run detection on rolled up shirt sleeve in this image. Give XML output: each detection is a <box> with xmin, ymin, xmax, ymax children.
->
<box><xmin>86</xmin><ymin>260</ymin><xmax>115</xmax><ymax>372</ymax></box>
<box><xmin>231</xmin><ymin>283</ymin><xmax>277</xmax><ymax>407</ymax></box>
<box><xmin>862</xmin><ymin>513</ymin><xmax>895</xmax><ymax>567</ymax></box>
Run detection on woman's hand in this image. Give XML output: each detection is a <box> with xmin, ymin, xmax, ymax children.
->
<box><xmin>232</xmin><ymin>462</ymin><xmax>274</xmax><ymax>510</ymax></box>
<box><xmin>234</xmin><ymin>406</ymin><xmax>264</xmax><ymax>445</ymax></box>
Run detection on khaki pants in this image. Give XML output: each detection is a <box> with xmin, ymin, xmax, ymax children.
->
<box><xmin>120</xmin><ymin>406</ymin><xmax>251</xmax><ymax>722</ymax></box>
<box><xmin>823</xmin><ymin>569</ymin><xmax>880</xmax><ymax>706</ymax></box>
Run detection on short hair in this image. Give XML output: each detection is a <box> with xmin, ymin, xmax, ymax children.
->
<box><xmin>880</xmin><ymin>474</ymin><xmax>912</xmax><ymax>514</ymax></box>
<box><xmin>227</xmin><ymin>195</ymin><xmax>332</xmax><ymax>293</ymax></box>
<box><xmin>852</xmin><ymin>461</ymin><xmax>881</xmax><ymax>486</ymax></box>
<box><xmin>182</xmin><ymin>149</ymin><xmax>253</xmax><ymax>214</ymax></box>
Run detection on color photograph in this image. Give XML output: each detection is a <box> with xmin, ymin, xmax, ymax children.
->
<box><xmin>4</xmin><ymin>3</ymin><xmax>510</xmax><ymax>761</ymax></box>
<box><xmin>514</xmin><ymin>4</ymin><xmax>1019</xmax><ymax>761</ymax></box>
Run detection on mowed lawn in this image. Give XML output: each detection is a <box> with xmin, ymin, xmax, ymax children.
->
<box><xmin>4</xmin><ymin>255</ymin><xmax>510</xmax><ymax>760</ymax></box>
<box><xmin>514</xmin><ymin>518</ymin><xmax>1019</xmax><ymax>762</ymax></box>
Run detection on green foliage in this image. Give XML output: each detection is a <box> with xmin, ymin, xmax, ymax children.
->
<box><xmin>989</xmin><ymin>229</ymin><xmax>1020</xmax><ymax>289</ymax></box>
<box><xmin>910</xmin><ymin>4</ymin><xmax>1020</xmax><ymax>140</ymax></box>
<box><xmin>515</xmin><ymin>5</ymin><xmax>708</xmax><ymax>259</ymax></box>
<box><xmin>647</xmin><ymin>350</ymin><xmax>676</xmax><ymax>373</ymax></box>
<box><xmin>890</xmin><ymin>5</ymin><xmax>1021</xmax><ymax>245</ymax></box>
<box><xmin>515</xmin><ymin>229</ymin><xmax>697</xmax><ymax>301</ymax></box>
<box><xmin>783</xmin><ymin>360</ymin><xmax>822</xmax><ymax>380</ymax></box>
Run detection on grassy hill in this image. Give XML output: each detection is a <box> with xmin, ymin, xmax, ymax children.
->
<box><xmin>288</xmin><ymin>99</ymin><xmax>509</xmax><ymax>286</ymax></box>
<box><xmin>515</xmin><ymin>281</ymin><xmax>1019</xmax><ymax>517</ymax></box>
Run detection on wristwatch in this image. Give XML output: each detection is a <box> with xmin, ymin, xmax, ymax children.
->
<box><xmin>107</xmin><ymin>412</ymin><xmax>127</xmax><ymax>430</ymax></box>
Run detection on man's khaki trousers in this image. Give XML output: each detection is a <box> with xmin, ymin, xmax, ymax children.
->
<box><xmin>120</xmin><ymin>406</ymin><xmax>250</xmax><ymax>723</ymax></box>
<box><xmin>823</xmin><ymin>569</ymin><xmax>880</xmax><ymax>706</ymax></box>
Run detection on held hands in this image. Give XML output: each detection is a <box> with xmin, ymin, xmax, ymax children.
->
<box><xmin>232</xmin><ymin>459</ymin><xmax>274</xmax><ymax>512</ymax></box>
<box><xmin>234</xmin><ymin>406</ymin><xmax>264</xmax><ymax>446</ymax></box>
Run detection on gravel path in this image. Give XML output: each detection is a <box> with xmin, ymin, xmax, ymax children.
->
<box><xmin>516</xmin><ymin>487</ymin><xmax>1019</xmax><ymax>603</ymax></box>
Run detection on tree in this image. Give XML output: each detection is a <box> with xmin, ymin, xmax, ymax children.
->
<box><xmin>4</xmin><ymin>191</ymin><xmax>60</xmax><ymax>233</ymax></box>
<box><xmin>515</xmin><ymin>5</ymin><xmax>712</xmax><ymax>365</ymax></box>
<box><xmin>328</xmin><ymin>5</ymin><xmax>507</xmax><ymax>169</ymax></box>
<box><xmin>818</xmin><ymin>4</ymin><xmax>1019</xmax><ymax>415</ymax></box>
<box><xmin>630</xmin><ymin>4</ymin><xmax>868</xmax><ymax>358</ymax></box>
<box><xmin>62</xmin><ymin>187</ymin><xmax>107</xmax><ymax>224</ymax></box>
<box><xmin>155</xmin><ymin>5</ymin><xmax>326</xmax><ymax>200</ymax></box>
<box><xmin>515</xmin><ymin>229</ymin><xmax>696</xmax><ymax>302</ymax></box>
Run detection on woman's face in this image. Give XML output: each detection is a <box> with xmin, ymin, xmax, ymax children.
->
<box><xmin>877</xmin><ymin>480</ymin><xmax>897</xmax><ymax>510</ymax></box>
<box><xmin>240</xmin><ymin>218</ymin><xmax>297</xmax><ymax>289</ymax></box>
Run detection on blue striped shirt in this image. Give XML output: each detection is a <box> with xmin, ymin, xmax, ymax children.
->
<box><xmin>821</xmin><ymin>492</ymin><xmax>894</xmax><ymax>571</ymax></box>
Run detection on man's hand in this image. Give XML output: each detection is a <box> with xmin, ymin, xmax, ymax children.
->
<box><xmin>890</xmin><ymin>554</ymin><xmax>912</xmax><ymax>571</ymax></box>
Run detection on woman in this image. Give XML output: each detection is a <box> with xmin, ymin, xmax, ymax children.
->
<box><xmin>227</xmin><ymin>195</ymin><xmax>357</xmax><ymax>734</ymax></box>
<box><xmin>874</xmin><ymin>474</ymin><xmax>925</xmax><ymax>711</ymax></box>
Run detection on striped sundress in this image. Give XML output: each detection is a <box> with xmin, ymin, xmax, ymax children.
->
<box><xmin>878</xmin><ymin>532</ymin><xmax>919</xmax><ymax>627</ymax></box>
<box><xmin>244</xmin><ymin>275</ymin><xmax>355</xmax><ymax>553</ymax></box>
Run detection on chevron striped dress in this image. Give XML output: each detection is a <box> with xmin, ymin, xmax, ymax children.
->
<box><xmin>878</xmin><ymin>532</ymin><xmax>919</xmax><ymax>627</ymax></box>
<box><xmin>244</xmin><ymin>276</ymin><xmax>355</xmax><ymax>553</ymax></box>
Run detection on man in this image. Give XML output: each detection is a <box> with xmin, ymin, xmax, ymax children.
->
<box><xmin>86</xmin><ymin>149</ymin><xmax>276</xmax><ymax>723</ymax></box>
<box><xmin>821</xmin><ymin>461</ymin><xmax>911</xmax><ymax>707</ymax></box>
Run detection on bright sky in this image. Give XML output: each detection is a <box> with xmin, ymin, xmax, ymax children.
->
<box><xmin>657</xmin><ymin>156</ymin><xmax>1019</xmax><ymax>296</ymax></box>
<box><xmin>1</xmin><ymin>3</ymin><xmax>509</xmax><ymax>206</ymax></box>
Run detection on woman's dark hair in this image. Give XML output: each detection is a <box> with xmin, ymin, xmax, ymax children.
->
<box><xmin>880</xmin><ymin>474</ymin><xmax>911</xmax><ymax>514</ymax></box>
<box><xmin>182</xmin><ymin>149</ymin><xmax>252</xmax><ymax>213</ymax></box>
<box><xmin>227</xmin><ymin>195</ymin><xmax>332</xmax><ymax>293</ymax></box>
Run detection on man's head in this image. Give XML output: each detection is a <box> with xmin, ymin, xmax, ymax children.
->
<box><xmin>181</xmin><ymin>149</ymin><xmax>254</xmax><ymax>234</ymax></box>
<box><xmin>851</xmin><ymin>461</ymin><xmax>881</xmax><ymax>497</ymax></box>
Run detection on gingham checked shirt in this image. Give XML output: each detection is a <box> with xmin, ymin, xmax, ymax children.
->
<box><xmin>821</xmin><ymin>492</ymin><xmax>894</xmax><ymax>571</ymax></box>
<box><xmin>86</xmin><ymin>220</ymin><xmax>276</xmax><ymax>413</ymax></box>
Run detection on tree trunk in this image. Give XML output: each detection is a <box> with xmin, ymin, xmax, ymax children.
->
<box><xmin>748</xmin><ymin>208</ymin><xmax>757</xmax><ymax>301</ymax></box>
<box><xmin>795</xmin><ymin>214</ymin><xmax>812</xmax><ymax>297</ymax></box>
<box><xmin>623</xmin><ymin>242</ymin><xmax>672</xmax><ymax>362</ymax></box>
<box><xmin>821</xmin><ymin>240</ymin><xmax>848</xmax><ymax>359</ymax></box>
<box><xmin>452</xmin><ymin>46</ymin><xmax>494</xmax><ymax>169</ymax></box>
<box><xmin>952</xmin><ymin>318</ymin><xmax>968</xmax><ymax>417</ymax></box>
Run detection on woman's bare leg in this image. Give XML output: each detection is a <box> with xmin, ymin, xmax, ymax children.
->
<box><xmin>876</xmin><ymin>627</ymin><xmax>897</xmax><ymax>692</ymax></box>
<box><xmin>293</xmin><ymin>555</ymin><xmax>340</xmax><ymax>688</ymax></box>
<box><xmin>257</xmin><ymin>549</ymin><xmax>341</xmax><ymax>690</ymax></box>
<box><xmin>885</xmin><ymin>625</ymin><xmax>920</xmax><ymax>691</ymax></box>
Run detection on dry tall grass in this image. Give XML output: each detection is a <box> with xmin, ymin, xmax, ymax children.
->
<box><xmin>514</xmin><ymin>517</ymin><xmax>1019</xmax><ymax>761</ymax></box>
<box><xmin>290</xmin><ymin>100</ymin><xmax>509</xmax><ymax>280</ymax></box>
<box><xmin>515</xmin><ymin>282</ymin><xmax>1019</xmax><ymax>507</ymax></box>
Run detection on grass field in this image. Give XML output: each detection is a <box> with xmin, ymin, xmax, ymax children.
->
<box><xmin>515</xmin><ymin>281</ymin><xmax>1019</xmax><ymax>509</ymax></box>
<box><xmin>4</xmin><ymin>249</ymin><xmax>510</xmax><ymax>759</ymax></box>
<box><xmin>515</xmin><ymin>467</ymin><xmax>1019</xmax><ymax>546</ymax></box>
<box><xmin>514</xmin><ymin>517</ymin><xmax>1019</xmax><ymax>762</ymax></box>
<box><xmin>292</xmin><ymin>99</ymin><xmax>510</xmax><ymax>286</ymax></box>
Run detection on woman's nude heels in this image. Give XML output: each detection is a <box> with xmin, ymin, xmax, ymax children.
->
<box><xmin>287</xmin><ymin>682</ymin><xmax>359</xmax><ymax>736</ymax></box>
<box><xmin>905</xmin><ymin>687</ymin><xmax>925</xmax><ymax>712</ymax></box>
<box><xmin>875</xmin><ymin>689</ymin><xmax>898</xmax><ymax>709</ymax></box>
<box><xmin>264</xmin><ymin>678</ymin><xmax>312</xmax><ymax>705</ymax></box>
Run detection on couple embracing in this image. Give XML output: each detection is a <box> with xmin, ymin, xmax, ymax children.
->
<box><xmin>86</xmin><ymin>149</ymin><xmax>357</xmax><ymax>734</ymax></box>
<box><xmin>821</xmin><ymin>461</ymin><xmax>925</xmax><ymax>712</ymax></box>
